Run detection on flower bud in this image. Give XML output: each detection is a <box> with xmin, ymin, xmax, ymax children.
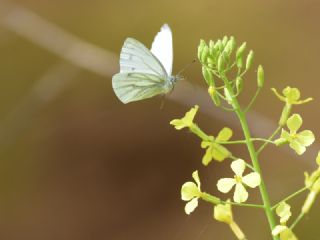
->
<box><xmin>208</xmin><ymin>86</ymin><xmax>221</xmax><ymax>106</ymax></box>
<box><xmin>202</xmin><ymin>66</ymin><xmax>214</xmax><ymax>86</ymax></box>
<box><xmin>215</xmin><ymin>39</ymin><xmax>222</xmax><ymax>52</ymax></box>
<box><xmin>198</xmin><ymin>39</ymin><xmax>207</xmax><ymax>61</ymax></box>
<box><xmin>208</xmin><ymin>85</ymin><xmax>216</xmax><ymax>97</ymax></box>
<box><xmin>209</xmin><ymin>40</ymin><xmax>215</xmax><ymax>55</ymax></box>
<box><xmin>218</xmin><ymin>53</ymin><xmax>226</xmax><ymax>73</ymax></box>
<box><xmin>201</xmin><ymin>45</ymin><xmax>209</xmax><ymax>63</ymax></box>
<box><xmin>236</xmin><ymin>42</ymin><xmax>247</xmax><ymax>69</ymax></box>
<box><xmin>224</xmin><ymin>36</ymin><xmax>236</xmax><ymax>56</ymax></box>
<box><xmin>224</xmin><ymin>88</ymin><xmax>232</xmax><ymax>104</ymax></box>
<box><xmin>302</xmin><ymin>178</ymin><xmax>320</xmax><ymax>213</ymax></box>
<box><xmin>257</xmin><ymin>65</ymin><xmax>265</xmax><ymax>88</ymax></box>
<box><xmin>316</xmin><ymin>151</ymin><xmax>320</xmax><ymax>166</ymax></box>
<box><xmin>236</xmin><ymin>77</ymin><xmax>244</xmax><ymax>93</ymax></box>
<box><xmin>245</xmin><ymin>50</ymin><xmax>254</xmax><ymax>70</ymax></box>
<box><xmin>222</xmin><ymin>36</ymin><xmax>228</xmax><ymax>47</ymax></box>
<box><xmin>214</xmin><ymin>203</ymin><xmax>233</xmax><ymax>224</ymax></box>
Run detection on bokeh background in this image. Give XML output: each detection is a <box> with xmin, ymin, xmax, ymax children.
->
<box><xmin>0</xmin><ymin>0</ymin><xmax>319</xmax><ymax>239</ymax></box>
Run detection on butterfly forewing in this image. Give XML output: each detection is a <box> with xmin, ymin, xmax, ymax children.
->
<box><xmin>150</xmin><ymin>24</ymin><xmax>173</xmax><ymax>76</ymax></box>
<box><xmin>120</xmin><ymin>38</ymin><xmax>167</xmax><ymax>77</ymax></box>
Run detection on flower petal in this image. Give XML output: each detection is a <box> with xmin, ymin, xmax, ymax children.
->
<box><xmin>170</xmin><ymin>119</ymin><xmax>186</xmax><ymax>130</ymax></box>
<box><xmin>231</xmin><ymin>159</ymin><xmax>246</xmax><ymax>176</ymax></box>
<box><xmin>212</xmin><ymin>143</ymin><xmax>231</xmax><ymax>162</ymax></box>
<box><xmin>287</xmin><ymin>114</ymin><xmax>302</xmax><ymax>133</ymax></box>
<box><xmin>216</xmin><ymin>127</ymin><xmax>233</xmax><ymax>141</ymax></box>
<box><xmin>192</xmin><ymin>170</ymin><xmax>201</xmax><ymax>189</ymax></box>
<box><xmin>184</xmin><ymin>197</ymin><xmax>198</xmax><ymax>215</ymax></box>
<box><xmin>297</xmin><ymin>130</ymin><xmax>315</xmax><ymax>147</ymax></box>
<box><xmin>290</xmin><ymin>141</ymin><xmax>306</xmax><ymax>155</ymax></box>
<box><xmin>280</xmin><ymin>228</ymin><xmax>298</xmax><ymax>240</ymax></box>
<box><xmin>280</xmin><ymin>129</ymin><xmax>291</xmax><ymax>140</ymax></box>
<box><xmin>170</xmin><ymin>105</ymin><xmax>199</xmax><ymax>130</ymax></box>
<box><xmin>242</xmin><ymin>172</ymin><xmax>261</xmax><ymax>188</ymax></box>
<box><xmin>272</xmin><ymin>225</ymin><xmax>287</xmax><ymax>236</ymax></box>
<box><xmin>283</xmin><ymin>87</ymin><xmax>300</xmax><ymax>103</ymax></box>
<box><xmin>233</xmin><ymin>183</ymin><xmax>248</xmax><ymax>203</ymax></box>
<box><xmin>181</xmin><ymin>182</ymin><xmax>200</xmax><ymax>201</ymax></box>
<box><xmin>202</xmin><ymin>146</ymin><xmax>213</xmax><ymax>166</ymax></box>
<box><xmin>217</xmin><ymin>178</ymin><xmax>236</xmax><ymax>193</ymax></box>
<box><xmin>276</xmin><ymin>202</ymin><xmax>292</xmax><ymax>224</ymax></box>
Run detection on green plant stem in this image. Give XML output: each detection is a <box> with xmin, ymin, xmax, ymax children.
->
<box><xmin>219</xmin><ymin>138</ymin><xmax>274</xmax><ymax>145</ymax></box>
<box><xmin>223</xmin><ymin>77</ymin><xmax>279</xmax><ymax>240</ymax></box>
<box><xmin>244</xmin><ymin>87</ymin><xmax>261</xmax><ymax>113</ymax></box>
<box><xmin>201</xmin><ymin>192</ymin><xmax>264</xmax><ymax>209</ymax></box>
<box><xmin>272</xmin><ymin>187</ymin><xmax>308</xmax><ymax>210</ymax></box>
<box><xmin>290</xmin><ymin>212</ymin><xmax>305</xmax><ymax>230</ymax></box>
<box><xmin>257</xmin><ymin>126</ymin><xmax>281</xmax><ymax>155</ymax></box>
<box><xmin>221</xmin><ymin>200</ymin><xmax>265</xmax><ymax>209</ymax></box>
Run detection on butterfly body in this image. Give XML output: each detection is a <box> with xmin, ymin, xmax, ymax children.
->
<box><xmin>112</xmin><ymin>24</ymin><xmax>180</xmax><ymax>104</ymax></box>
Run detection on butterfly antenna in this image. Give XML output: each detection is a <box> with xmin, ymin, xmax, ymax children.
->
<box><xmin>177</xmin><ymin>59</ymin><xmax>196</xmax><ymax>76</ymax></box>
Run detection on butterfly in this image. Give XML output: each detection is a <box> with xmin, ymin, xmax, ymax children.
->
<box><xmin>112</xmin><ymin>24</ymin><xmax>182</xmax><ymax>104</ymax></box>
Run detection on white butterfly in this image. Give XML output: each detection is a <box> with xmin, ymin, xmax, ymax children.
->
<box><xmin>112</xmin><ymin>24</ymin><xmax>182</xmax><ymax>104</ymax></box>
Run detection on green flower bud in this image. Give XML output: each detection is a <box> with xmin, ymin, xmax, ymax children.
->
<box><xmin>236</xmin><ymin>42</ymin><xmax>247</xmax><ymax>69</ymax></box>
<box><xmin>208</xmin><ymin>86</ymin><xmax>221</xmax><ymax>106</ymax></box>
<box><xmin>316</xmin><ymin>151</ymin><xmax>320</xmax><ymax>166</ymax></box>
<box><xmin>224</xmin><ymin>36</ymin><xmax>236</xmax><ymax>56</ymax></box>
<box><xmin>222</xmin><ymin>36</ymin><xmax>228</xmax><ymax>46</ymax></box>
<box><xmin>207</xmin><ymin>57</ymin><xmax>215</xmax><ymax>68</ymax></box>
<box><xmin>245</xmin><ymin>50</ymin><xmax>254</xmax><ymax>70</ymax></box>
<box><xmin>257</xmin><ymin>65</ymin><xmax>265</xmax><ymax>88</ymax></box>
<box><xmin>201</xmin><ymin>45</ymin><xmax>209</xmax><ymax>63</ymax></box>
<box><xmin>215</xmin><ymin>39</ymin><xmax>222</xmax><ymax>52</ymax></box>
<box><xmin>214</xmin><ymin>203</ymin><xmax>233</xmax><ymax>224</ymax></box>
<box><xmin>224</xmin><ymin>88</ymin><xmax>232</xmax><ymax>104</ymax></box>
<box><xmin>218</xmin><ymin>53</ymin><xmax>226</xmax><ymax>73</ymax></box>
<box><xmin>208</xmin><ymin>85</ymin><xmax>216</xmax><ymax>97</ymax></box>
<box><xmin>209</xmin><ymin>40</ymin><xmax>215</xmax><ymax>55</ymax></box>
<box><xmin>302</xmin><ymin>177</ymin><xmax>320</xmax><ymax>214</ymax></box>
<box><xmin>236</xmin><ymin>77</ymin><xmax>244</xmax><ymax>94</ymax></box>
<box><xmin>202</xmin><ymin>66</ymin><xmax>214</xmax><ymax>86</ymax></box>
<box><xmin>198</xmin><ymin>39</ymin><xmax>207</xmax><ymax>60</ymax></box>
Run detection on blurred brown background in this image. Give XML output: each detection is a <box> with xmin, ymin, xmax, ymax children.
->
<box><xmin>0</xmin><ymin>0</ymin><xmax>319</xmax><ymax>239</ymax></box>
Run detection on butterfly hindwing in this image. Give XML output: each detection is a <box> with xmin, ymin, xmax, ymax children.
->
<box><xmin>112</xmin><ymin>72</ymin><xmax>171</xmax><ymax>103</ymax></box>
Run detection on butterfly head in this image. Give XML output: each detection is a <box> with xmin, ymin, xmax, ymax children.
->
<box><xmin>170</xmin><ymin>74</ymin><xmax>184</xmax><ymax>84</ymax></box>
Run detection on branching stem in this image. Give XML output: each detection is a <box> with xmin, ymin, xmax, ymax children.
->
<box><xmin>271</xmin><ymin>187</ymin><xmax>308</xmax><ymax>210</ymax></box>
<box><xmin>257</xmin><ymin>126</ymin><xmax>281</xmax><ymax>155</ymax></box>
<box><xmin>223</xmin><ymin>75</ymin><xmax>279</xmax><ymax>240</ymax></box>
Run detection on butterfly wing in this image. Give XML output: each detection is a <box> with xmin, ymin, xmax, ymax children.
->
<box><xmin>112</xmin><ymin>72</ymin><xmax>171</xmax><ymax>103</ymax></box>
<box><xmin>120</xmin><ymin>38</ymin><xmax>167</xmax><ymax>76</ymax></box>
<box><xmin>150</xmin><ymin>24</ymin><xmax>173</xmax><ymax>76</ymax></box>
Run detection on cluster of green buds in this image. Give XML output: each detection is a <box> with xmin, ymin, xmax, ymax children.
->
<box><xmin>197</xmin><ymin>36</ymin><xmax>264</xmax><ymax>108</ymax></box>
